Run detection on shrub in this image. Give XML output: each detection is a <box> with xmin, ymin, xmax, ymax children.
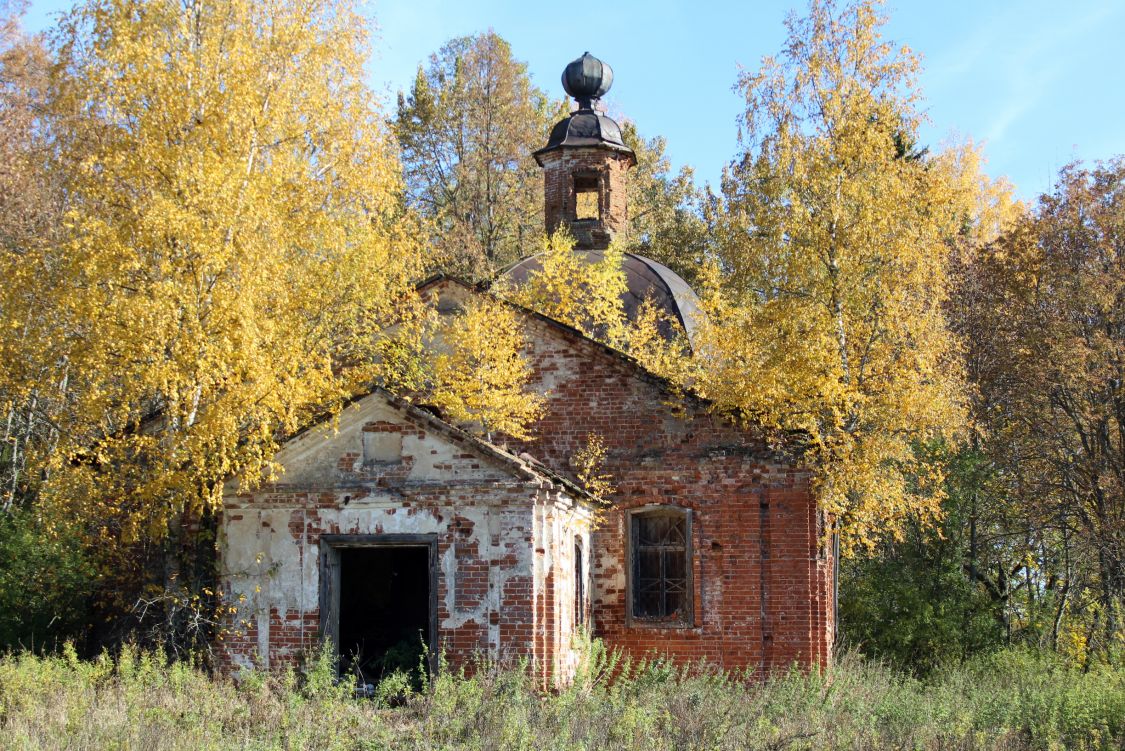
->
<box><xmin>0</xmin><ymin>644</ymin><xmax>1122</xmax><ymax>749</ymax></box>
<box><xmin>0</xmin><ymin>509</ymin><xmax>95</xmax><ymax>652</ymax></box>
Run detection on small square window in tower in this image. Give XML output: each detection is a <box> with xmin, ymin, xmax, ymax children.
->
<box><xmin>574</xmin><ymin>174</ymin><xmax>600</xmax><ymax>220</ymax></box>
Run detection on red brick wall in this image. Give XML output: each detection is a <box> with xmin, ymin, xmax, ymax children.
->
<box><xmin>540</xmin><ymin>147</ymin><xmax>632</xmax><ymax>249</ymax></box>
<box><xmin>509</xmin><ymin>312</ymin><xmax>835</xmax><ymax>673</ymax></box>
<box><xmin>219</xmin><ymin>399</ymin><xmax>593</xmax><ymax>685</ymax></box>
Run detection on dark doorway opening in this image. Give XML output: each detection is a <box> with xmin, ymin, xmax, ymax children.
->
<box><xmin>320</xmin><ymin>535</ymin><xmax>437</xmax><ymax>686</ymax></box>
<box><xmin>338</xmin><ymin>546</ymin><xmax>429</xmax><ymax>681</ymax></box>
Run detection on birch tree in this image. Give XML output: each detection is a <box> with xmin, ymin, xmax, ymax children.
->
<box><xmin>2</xmin><ymin>0</ymin><xmax>423</xmax><ymax>540</ymax></box>
<box><xmin>430</xmin><ymin>295</ymin><xmax>544</xmax><ymax>442</ymax></box>
<box><xmin>0</xmin><ymin>1</ymin><xmax>61</xmax><ymax>513</ymax></box>
<box><xmin>703</xmin><ymin>0</ymin><xmax>981</xmax><ymax>548</ymax></box>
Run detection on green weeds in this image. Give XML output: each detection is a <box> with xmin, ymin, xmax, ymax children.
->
<box><xmin>0</xmin><ymin>644</ymin><xmax>1121</xmax><ymax>750</ymax></box>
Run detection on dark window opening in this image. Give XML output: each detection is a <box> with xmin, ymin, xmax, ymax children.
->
<box><xmin>574</xmin><ymin>174</ymin><xmax>600</xmax><ymax>220</ymax></box>
<box><xmin>629</xmin><ymin>508</ymin><xmax>692</xmax><ymax>624</ymax></box>
<box><xmin>336</xmin><ymin>546</ymin><xmax>431</xmax><ymax>685</ymax></box>
<box><xmin>574</xmin><ymin>538</ymin><xmax>585</xmax><ymax>630</ymax></box>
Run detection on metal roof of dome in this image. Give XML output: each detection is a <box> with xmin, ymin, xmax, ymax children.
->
<box><xmin>562</xmin><ymin>52</ymin><xmax>614</xmax><ymax>107</ymax></box>
<box><xmin>533</xmin><ymin>52</ymin><xmax>636</xmax><ymax>166</ymax></box>
<box><xmin>533</xmin><ymin>111</ymin><xmax>634</xmax><ymax>164</ymax></box>
<box><xmin>501</xmin><ymin>250</ymin><xmax>705</xmax><ymax>346</ymax></box>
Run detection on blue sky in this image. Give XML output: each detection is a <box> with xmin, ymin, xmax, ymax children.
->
<box><xmin>18</xmin><ymin>0</ymin><xmax>1125</xmax><ymax>200</ymax></box>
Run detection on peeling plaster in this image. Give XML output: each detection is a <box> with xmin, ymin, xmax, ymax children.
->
<box><xmin>221</xmin><ymin>278</ymin><xmax>835</xmax><ymax>679</ymax></box>
<box><xmin>220</xmin><ymin>393</ymin><xmax>596</xmax><ymax>672</ymax></box>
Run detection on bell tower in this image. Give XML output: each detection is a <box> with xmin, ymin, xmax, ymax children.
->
<box><xmin>534</xmin><ymin>53</ymin><xmax>636</xmax><ymax>250</ymax></box>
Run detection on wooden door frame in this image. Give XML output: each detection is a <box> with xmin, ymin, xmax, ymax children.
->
<box><xmin>318</xmin><ymin>533</ymin><xmax>440</xmax><ymax>677</ymax></box>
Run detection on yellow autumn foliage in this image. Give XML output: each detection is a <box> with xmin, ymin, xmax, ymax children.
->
<box><xmin>501</xmin><ymin>231</ymin><xmax>630</xmax><ymax>345</ymax></box>
<box><xmin>1</xmin><ymin>0</ymin><xmax>423</xmax><ymax>539</ymax></box>
<box><xmin>499</xmin><ymin>230</ymin><xmax>691</xmax><ymax>375</ymax></box>
<box><xmin>572</xmin><ymin>432</ymin><xmax>615</xmax><ymax>504</ymax></box>
<box><xmin>430</xmin><ymin>295</ymin><xmax>544</xmax><ymax>442</ymax></box>
<box><xmin>701</xmin><ymin>0</ymin><xmax>1015</xmax><ymax>550</ymax></box>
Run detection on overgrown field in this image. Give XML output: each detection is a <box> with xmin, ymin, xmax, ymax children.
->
<box><xmin>0</xmin><ymin>645</ymin><xmax>1122</xmax><ymax>750</ymax></box>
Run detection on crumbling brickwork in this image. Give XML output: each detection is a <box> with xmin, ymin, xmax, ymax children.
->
<box><xmin>539</xmin><ymin>147</ymin><xmax>633</xmax><ymax>249</ymax></box>
<box><xmin>220</xmin><ymin>50</ymin><xmax>833</xmax><ymax>684</ymax></box>
<box><xmin>509</xmin><ymin>307</ymin><xmax>835</xmax><ymax>671</ymax></box>
<box><xmin>221</xmin><ymin>281</ymin><xmax>834</xmax><ymax>682</ymax></box>
<box><xmin>422</xmin><ymin>278</ymin><xmax>834</xmax><ymax>673</ymax></box>
<box><xmin>219</xmin><ymin>392</ymin><xmax>594</xmax><ymax>687</ymax></box>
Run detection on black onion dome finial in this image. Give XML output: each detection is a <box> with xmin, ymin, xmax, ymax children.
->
<box><xmin>534</xmin><ymin>52</ymin><xmax>633</xmax><ymax>164</ymax></box>
<box><xmin>562</xmin><ymin>52</ymin><xmax>613</xmax><ymax>110</ymax></box>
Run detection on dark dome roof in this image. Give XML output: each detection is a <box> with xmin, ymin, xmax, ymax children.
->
<box><xmin>534</xmin><ymin>111</ymin><xmax>634</xmax><ymax>165</ymax></box>
<box><xmin>562</xmin><ymin>52</ymin><xmax>614</xmax><ymax>106</ymax></box>
<box><xmin>533</xmin><ymin>52</ymin><xmax>635</xmax><ymax>166</ymax></box>
<box><xmin>501</xmin><ymin>250</ymin><xmax>705</xmax><ymax>346</ymax></box>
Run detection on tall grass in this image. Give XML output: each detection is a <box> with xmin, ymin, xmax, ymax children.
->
<box><xmin>0</xmin><ymin>642</ymin><xmax>1122</xmax><ymax>750</ymax></box>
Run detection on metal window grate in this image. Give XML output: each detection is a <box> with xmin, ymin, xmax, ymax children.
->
<box><xmin>630</xmin><ymin>510</ymin><xmax>689</xmax><ymax>621</ymax></box>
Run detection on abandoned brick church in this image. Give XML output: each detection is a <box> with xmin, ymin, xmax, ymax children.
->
<box><xmin>219</xmin><ymin>53</ymin><xmax>835</xmax><ymax>685</ymax></box>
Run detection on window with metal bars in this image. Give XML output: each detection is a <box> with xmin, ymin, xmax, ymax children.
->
<box><xmin>628</xmin><ymin>507</ymin><xmax>692</xmax><ymax>625</ymax></box>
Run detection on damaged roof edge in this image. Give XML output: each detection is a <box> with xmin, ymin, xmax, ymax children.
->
<box><xmin>371</xmin><ymin>386</ymin><xmax>606</xmax><ymax>507</ymax></box>
<box><xmin>276</xmin><ymin>382</ymin><xmax>605</xmax><ymax>508</ymax></box>
<box><xmin>415</xmin><ymin>273</ymin><xmax>712</xmax><ymax>411</ymax></box>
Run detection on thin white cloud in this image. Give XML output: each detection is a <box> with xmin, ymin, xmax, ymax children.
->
<box><xmin>926</xmin><ymin>2</ymin><xmax>1118</xmax><ymax>145</ymax></box>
